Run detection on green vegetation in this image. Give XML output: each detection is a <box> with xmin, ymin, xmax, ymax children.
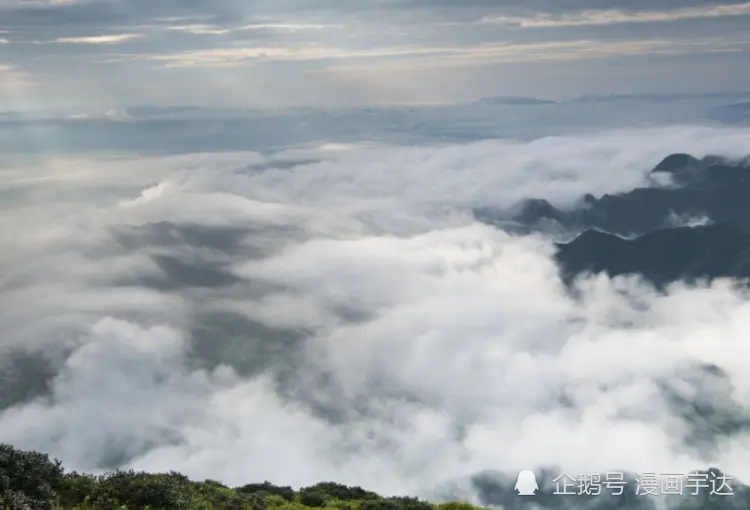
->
<box><xmin>0</xmin><ymin>444</ymin><xmax>482</xmax><ymax>510</ymax></box>
<box><xmin>5</xmin><ymin>444</ymin><xmax>750</xmax><ymax>510</ymax></box>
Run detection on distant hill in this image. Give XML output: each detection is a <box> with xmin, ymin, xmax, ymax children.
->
<box><xmin>555</xmin><ymin>223</ymin><xmax>750</xmax><ymax>287</ymax></box>
<box><xmin>711</xmin><ymin>102</ymin><xmax>750</xmax><ymax>124</ymax></box>
<box><xmin>474</xmin><ymin>96</ymin><xmax>557</xmax><ymax>105</ymax></box>
<box><xmin>571</xmin><ymin>92</ymin><xmax>750</xmax><ymax>103</ymax></box>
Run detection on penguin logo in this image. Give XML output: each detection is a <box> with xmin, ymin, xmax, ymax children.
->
<box><xmin>515</xmin><ymin>470</ymin><xmax>539</xmax><ymax>496</ymax></box>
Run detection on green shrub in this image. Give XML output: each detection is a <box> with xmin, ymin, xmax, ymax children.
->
<box><xmin>328</xmin><ymin>500</ymin><xmax>353</xmax><ymax>510</ymax></box>
<box><xmin>0</xmin><ymin>443</ymin><xmax>65</xmax><ymax>510</ymax></box>
<box><xmin>194</xmin><ymin>479</ymin><xmax>260</xmax><ymax>510</ymax></box>
<box><xmin>275</xmin><ymin>503</ymin><xmax>309</xmax><ymax>510</ymax></box>
<box><xmin>87</xmin><ymin>470</ymin><xmax>191</xmax><ymax>509</ymax></box>
<box><xmin>58</xmin><ymin>472</ymin><xmax>98</xmax><ymax>506</ymax></box>
<box><xmin>264</xmin><ymin>494</ymin><xmax>290</xmax><ymax>507</ymax></box>
<box><xmin>0</xmin><ymin>443</ymin><xmax>510</xmax><ymax>510</ymax></box>
<box><xmin>203</xmin><ymin>479</ymin><xmax>229</xmax><ymax>489</ymax></box>
<box><xmin>300</xmin><ymin>483</ymin><xmax>380</xmax><ymax>502</ymax></box>
<box><xmin>0</xmin><ymin>489</ymin><xmax>35</xmax><ymax>510</ymax></box>
<box><xmin>359</xmin><ymin>500</ymin><xmax>404</xmax><ymax>510</ymax></box>
<box><xmin>236</xmin><ymin>482</ymin><xmax>295</xmax><ymax>502</ymax></box>
<box><xmin>435</xmin><ymin>502</ymin><xmax>476</xmax><ymax>510</ymax></box>
<box><xmin>248</xmin><ymin>493</ymin><xmax>270</xmax><ymax>510</ymax></box>
<box><xmin>388</xmin><ymin>496</ymin><xmax>433</xmax><ymax>510</ymax></box>
<box><xmin>298</xmin><ymin>490</ymin><xmax>328</xmax><ymax>508</ymax></box>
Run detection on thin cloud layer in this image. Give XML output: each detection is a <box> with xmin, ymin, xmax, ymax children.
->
<box><xmin>1</xmin><ymin>0</ymin><xmax>750</xmax><ymax>109</ymax></box>
<box><xmin>1</xmin><ymin>126</ymin><xmax>750</xmax><ymax>504</ymax></box>
<box><xmin>480</xmin><ymin>2</ymin><xmax>750</xmax><ymax>27</ymax></box>
<box><xmin>51</xmin><ymin>33</ymin><xmax>145</xmax><ymax>44</ymax></box>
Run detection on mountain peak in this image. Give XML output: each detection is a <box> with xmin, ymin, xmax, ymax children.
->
<box><xmin>653</xmin><ymin>153</ymin><xmax>700</xmax><ymax>173</ymax></box>
<box><xmin>514</xmin><ymin>198</ymin><xmax>567</xmax><ymax>225</ymax></box>
<box><xmin>651</xmin><ymin>153</ymin><xmax>705</xmax><ymax>185</ymax></box>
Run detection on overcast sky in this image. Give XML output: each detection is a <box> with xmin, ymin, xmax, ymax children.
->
<box><xmin>2</xmin><ymin>0</ymin><xmax>750</xmax><ymax>110</ymax></box>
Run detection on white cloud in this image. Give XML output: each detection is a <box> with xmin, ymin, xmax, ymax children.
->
<box><xmin>159</xmin><ymin>21</ymin><xmax>341</xmax><ymax>37</ymax></box>
<box><xmin>0</xmin><ymin>0</ymin><xmax>75</xmax><ymax>7</ymax></box>
<box><xmin>52</xmin><ymin>33</ymin><xmax>145</xmax><ymax>44</ymax></box>
<box><xmin>1</xmin><ymin>126</ymin><xmax>750</xmax><ymax>501</ymax></box>
<box><xmin>163</xmin><ymin>24</ymin><xmax>232</xmax><ymax>35</ymax></box>
<box><xmin>0</xmin><ymin>63</ymin><xmax>35</xmax><ymax>93</ymax></box>
<box><xmin>313</xmin><ymin>37</ymin><xmax>750</xmax><ymax>74</ymax></box>
<box><xmin>68</xmin><ymin>108</ymin><xmax>132</xmax><ymax>121</ymax></box>
<box><xmin>665</xmin><ymin>212</ymin><xmax>713</xmax><ymax>228</ymax></box>
<box><xmin>238</xmin><ymin>23</ymin><xmax>343</xmax><ymax>32</ymax></box>
<box><xmin>481</xmin><ymin>2</ymin><xmax>750</xmax><ymax>28</ymax></box>
<box><xmin>125</xmin><ymin>36</ymin><xmax>750</xmax><ymax>71</ymax></box>
<box><xmin>135</xmin><ymin>45</ymin><xmax>451</xmax><ymax>68</ymax></box>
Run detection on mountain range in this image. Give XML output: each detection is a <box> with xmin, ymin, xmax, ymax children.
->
<box><xmin>475</xmin><ymin>152</ymin><xmax>750</xmax><ymax>287</ymax></box>
<box><xmin>555</xmin><ymin>223</ymin><xmax>750</xmax><ymax>288</ymax></box>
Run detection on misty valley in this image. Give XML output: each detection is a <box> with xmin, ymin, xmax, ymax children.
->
<box><xmin>3</xmin><ymin>147</ymin><xmax>750</xmax><ymax>510</ymax></box>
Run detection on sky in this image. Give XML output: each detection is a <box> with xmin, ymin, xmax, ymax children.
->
<box><xmin>2</xmin><ymin>0</ymin><xmax>750</xmax><ymax>110</ymax></box>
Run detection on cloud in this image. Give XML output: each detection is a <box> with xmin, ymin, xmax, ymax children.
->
<box><xmin>116</xmin><ymin>36</ymin><xmax>750</xmax><ymax>71</ymax></box>
<box><xmin>51</xmin><ymin>33</ymin><xmax>145</xmax><ymax>44</ymax></box>
<box><xmin>0</xmin><ymin>63</ymin><xmax>35</xmax><ymax>92</ymax></box>
<box><xmin>129</xmin><ymin>45</ymin><xmax>452</xmax><ymax>68</ymax></box>
<box><xmin>0</xmin><ymin>0</ymin><xmax>76</xmax><ymax>7</ymax></box>
<box><xmin>1</xmin><ymin>125</ymin><xmax>750</xmax><ymax>505</ymax></box>
<box><xmin>158</xmin><ymin>22</ymin><xmax>338</xmax><ymax>36</ymax></box>
<box><xmin>480</xmin><ymin>2</ymin><xmax>750</xmax><ymax>27</ymax></box>
<box><xmin>313</xmin><ymin>37</ymin><xmax>750</xmax><ymax>74</ymax></box>
<box><xmin>380</xmin><ymin>0</ymin><xmax>750</xmax><ymax>17</ymax></box>
<box><xmin>67</xmin><ymin>108</ymin><xmax>132</xmax><ymax>121</ymax></box>
<box><xmin>1</xmin><ymin>0</ymin><xmax>749</xmax><ymax>108</ymax></box>
<box><xmin>163</xmin><ymin>24</ymin><xmax>233</xmax><ymax>35</ymax></box>
<box><xmin>237</xmin><ymin>22</ymin><xmax>344</xmax><ymax>32</ymax></box>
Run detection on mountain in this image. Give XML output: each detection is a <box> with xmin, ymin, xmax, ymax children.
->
<box><xmin>475</xmin><ymin>153</ymin><xmax>750</xmax><ymax>237</ymax></box>
<box><xmin>555</xmin><ymin>223</ymin><xmax>750</xmax><ymax>287</ymax></box>
<box><xmin>472</xmin><ymin>152</ymin><xmax>750</xmax><ymax>287</ymax></box>
<box><xmin>575</xmin><ymin>154</ymin><xmax>750</xmax><ymax>235</ymax></box>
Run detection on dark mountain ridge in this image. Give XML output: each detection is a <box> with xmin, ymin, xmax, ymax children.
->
<box><xmin>555</xmin><ymin>223</ymin><xmax>750</xmax><ymax>287</ymax></box>
<box><xmin>475</xmin><ymin>153</ymin><xmax>750</xmax><ymax>237</ymax></box>
<box><xmin>574</xmin><ymin>153</ymin><xmax>750</xmax><ymax>235</ymax></box>
<box><xmin>473</xmin><ymin>152</ymin><xmax>750</xmax><ymax>287</ymax></box>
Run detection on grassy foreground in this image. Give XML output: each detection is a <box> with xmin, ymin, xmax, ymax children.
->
<box><xmin>1</xmin><ymin>444</ymin><xmax>484</xmax><ymax>510</ymax></box>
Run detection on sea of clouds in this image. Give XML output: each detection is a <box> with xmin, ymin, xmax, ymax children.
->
<box><xmin>1</xmin><ymin>124</ymin><xmax>750</xmax><ymax>503</ymax></box>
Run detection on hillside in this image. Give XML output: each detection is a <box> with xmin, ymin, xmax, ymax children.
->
<box><xmin>0</xmin><ymin>444</ymin><xmax>472</xmax><ymax>510</ymax></box>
